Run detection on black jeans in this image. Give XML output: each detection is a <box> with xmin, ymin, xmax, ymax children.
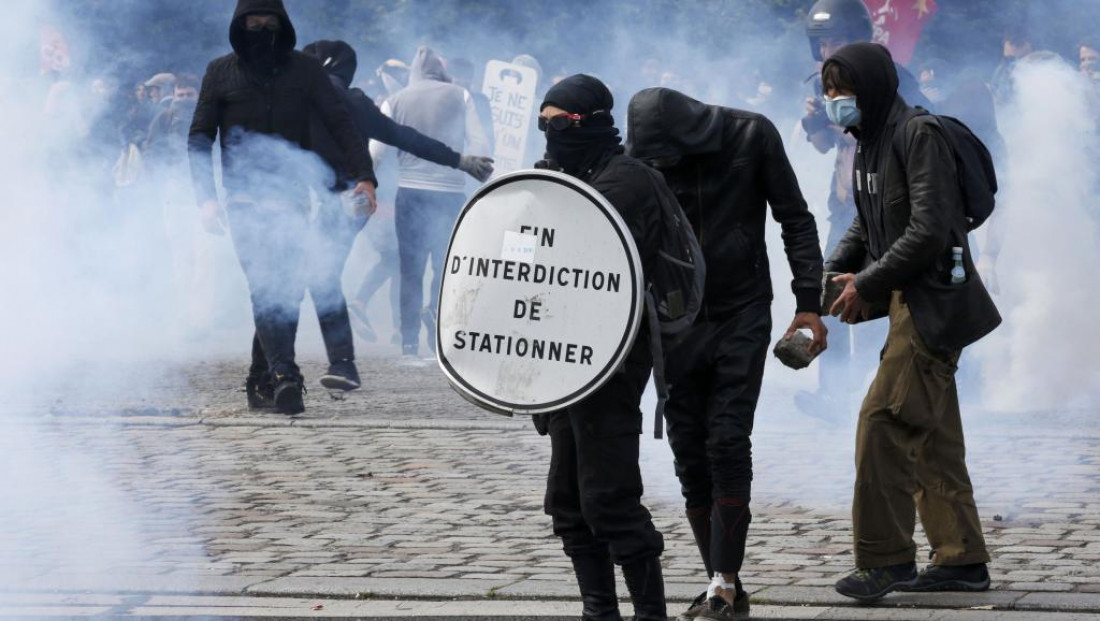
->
<box><xmin>544</xmin><ymin>338</ymin><xmax>664</xmax><ymax>565</ymax></box>
<box><xmin>394</xmin><ymin>188</ymin><xmax>464</xmax><ymax>351</ymax></box>
<box><xmin>664</xmin><ymin>303</ymin><xmax>772</xmax><ymax>574</ymax></box>
<box><xmin>226</xmin><ymin>201</ymin><xmax>309</xmax><ymax>379</ymax></box>
<box><xmin>306</xmin><ymin>191</ymin><xmax>368</xmax><ymax>364</ymax></box>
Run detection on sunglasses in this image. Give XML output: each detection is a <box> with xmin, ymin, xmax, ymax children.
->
<box><xmin>538</xmin><ymin>112</ymin><xmax>585</xmax><ymax>132</ymax></box>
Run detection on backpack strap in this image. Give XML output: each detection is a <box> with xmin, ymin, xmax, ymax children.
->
<box><xmin>645</xmin><ymin>289</ymin><xmax>666</xmax><ymax>440</ymax></box>
<box><xmin>890</xmin><ymin>106</ymin><xmax>931</xmax><ymax>169</ymax></box>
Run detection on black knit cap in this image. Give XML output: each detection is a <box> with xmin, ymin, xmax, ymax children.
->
<box><xmin>541</xmin><ymin>74</ymin><xmax>614</xmax><ymax>117</ymax></box>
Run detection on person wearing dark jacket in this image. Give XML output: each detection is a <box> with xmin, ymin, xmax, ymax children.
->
<box><xmin>188</xmin><ymin>0</ymin><xmax>376</xmax><ymax>414</ymax></box>
<box><xmin>821</xmin><ymin>42</ymin><xmax>1000</xmax><ymax>602</ymax></box>
<box><xmin>798</xmin><ymin>0</ymin><xmax>930</xmax><ymax>422</ymax></box>
<box><xmin>299</xmin><ymin>39</ymin><xmax>493</xmax><ymax>390</ymax></box>
<box><xmin>536</xmin><ymin>74</ymin><xmax>667</xmax><ymax>621</ymax></box>
<box><xmin>627</xmin><ymin>88</ymin><xmax>826</xmax><ymax>621</ymax></box>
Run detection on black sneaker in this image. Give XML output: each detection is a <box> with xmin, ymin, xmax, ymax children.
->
<box><xmin>320</xmin><ymin>360</ymin><xmax>361</xmax><ymax>391</ymax></box>
<box><xmin>273</xmin><ymin>374</ymin><xmax>305</xmax><ymax>415</ymax></box>
<box><xmin>834</xmin><ymin>562</ymin><xmax>917</xmax><ymax>602</ymax></box>
<box><xmin>898</xmin><ymin>563</ymin><xmax>990</xmax><ymax>593</ymax></box>
<box><xmin>245</xmin><ymin>375</ymin><xmax>274</xmax><ymax>410</ymax></box>
<box><xmin>695</xmin><ymin>591</ymin><xmax>749</xmax><ymax>621</ymax></box>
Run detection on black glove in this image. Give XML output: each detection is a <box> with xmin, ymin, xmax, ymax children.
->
<box><xmin>457</xmin><ymin>155</ymin><xmax>494</xmax><ymax>182</ymax></box>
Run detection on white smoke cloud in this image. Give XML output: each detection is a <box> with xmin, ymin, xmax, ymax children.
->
<box><xmin>974</xmin><ymin>57</ymin><xmax>1100</xmax><ymax>413</ymax></box>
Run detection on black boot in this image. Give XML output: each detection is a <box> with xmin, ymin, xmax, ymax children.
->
<box><xmin>245</xmin><ymin>374</ymin><xmax>274</xmax><ymax>410</ymax></box>
<box><xmin>621</xmin><ymin>557</ymin><xmax>667</xmax><ymax>621</ymax></box>
<box><xmin>273</xmin><ymin>373</ymin><xmax>305</xmax><ymax>415</ymax></box>
<box><xmin>571</xmin><ymin>554</ymin><xmax>622</xmax><ymax>621</ymax></box>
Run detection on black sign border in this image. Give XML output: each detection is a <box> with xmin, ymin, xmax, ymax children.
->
<box><xmin>436</xmin><ymin>171</ymin><xmax>642</xmax><ymax>415</ymax></box>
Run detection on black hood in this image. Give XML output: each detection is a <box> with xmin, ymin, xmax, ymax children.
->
<box><xmin>626</xmin><ymin>87</ymin><xmax>724</xmax><ymax>161</ymax></box>
<box><xmin>303</xmin><ymin>40</ymin><xmax>357</xmax><ymax>87</ymax></box>
<box><xmin>229</xmin><ymin>0</ymin><xmax>297</xmax><ymax>57</ymax></box>
<box><xmin>823</xmin><ymin>42</ymin><xmax>899</xmax><ymax>138</ymax></box>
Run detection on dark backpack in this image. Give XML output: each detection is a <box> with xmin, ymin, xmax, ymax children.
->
<box><xmin>643</xmin><ymin>184</ymin><xmax>706</xmax><ymax>438</ymax></box>
<box><xmin>892</xmin><ymin>108</ymin><xmax>998</xmax><ymax>230</ymax></box>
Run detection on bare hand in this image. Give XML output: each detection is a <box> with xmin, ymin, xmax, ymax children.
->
<box><xmin>351</xmin><ymin>181</ymin><xmax>377</xmax><ymax>217</ymax></box>
<box><xmin>829</xmin><ymin>273</ymin><xmax>872</xmax><ymax>324</ymax></box>
<box><xmin>200</xmin><ymin>200</ymin><xmax>227</xmax><ymax>235</ymax></box>
<box><xmin>784</xmin><ymin>312</ymin><xmax>828</xmax><ymax>355</ymax></box>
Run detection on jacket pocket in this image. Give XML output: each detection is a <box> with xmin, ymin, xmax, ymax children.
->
<box><xmin>887</xmin><ymin>338</ymin><xmax>957</xmax><ymax>429</ymax></box>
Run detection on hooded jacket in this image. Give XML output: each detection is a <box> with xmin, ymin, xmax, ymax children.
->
<box><xmin>627</xmin><ymin>88</ymin><xmax>824</xmax><ymax>320</ymax></box>
<box><xmin>375</xmin><ymin>47</ymin><xmax>490</xmax><ymax>193</ymax></box>
<box><xmin>187</xmin><ymin>0</ymin><xmax>373</xmax><ymax>204</ymax></box>
<box><xmin>303</xmin><ymin>40</ymin><xmax>461</xmax><ymax>191</ymax></box>
<box><xmin>824</xmin><ymin>43</ymin><xmax>1000</xmax><ymax>352</ymax></box>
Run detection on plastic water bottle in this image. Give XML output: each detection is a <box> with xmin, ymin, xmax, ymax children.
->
<box><xmin>950</xmin><ymin>246</ymin><xmax>966</xmax><ymax>285</ymax></box>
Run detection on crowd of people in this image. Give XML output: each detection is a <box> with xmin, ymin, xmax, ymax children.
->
<box><xmin>30</xmin><ymin>0</ymin><xmax>1100</xmax><ymax>619</ymax></box>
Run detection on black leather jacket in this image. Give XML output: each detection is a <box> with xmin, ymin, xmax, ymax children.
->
<box><xmin>828</xmin><ymin>97</ymin><xmax>1001</xmax><ymax>352</ymax></box>
<box><xmin>628</xmin><ymin>88</ymin><xmax>823</xmax><ymax>320</ymax></box>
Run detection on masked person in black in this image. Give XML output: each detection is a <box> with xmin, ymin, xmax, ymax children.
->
<box><xmin>299</xmin><ymin>40</ymin><xmax>493</xmax><ymax>391</ymax></box>
<box><xmin>188</xmin><ymin>0</ymin><xmax>375</xmax><ymax>414</ymax></box>
<box><xmin>627</xmin><ymin>88</ymin><xmax>826</xmax><ymax>621</ymax></box>
<box><xmin>822</xmin><ymin>42</ymin><xmax>999</xmax><ymax>602</ymax></box>
<box><xmin>536</xmin><ymin>74</ymin><xmax>668</xmax><ymax>621</ymax></box>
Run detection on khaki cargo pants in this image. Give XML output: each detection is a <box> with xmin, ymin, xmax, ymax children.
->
<box><xmin>852</xmin><ymin>292</ymin><xmax>990</xmax><ymax>568</ymax></box>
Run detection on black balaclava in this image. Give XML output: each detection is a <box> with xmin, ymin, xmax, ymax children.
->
<box><xmin>244</xmin><ymin>25</ymin><xmax>280</xmax><ymax>74</ymax></box>
<box><xmin>822</xmin><ymin>42</ymin><xmax>899</xmax><ymax>140</ymax></box>
<box><xmin>540</xmin><ymin>74</ymin><xmax>622</xmax><ymax>176</ymax></box>
<box><xmin>229</xmin><ymin>0</ymin><xmax>297</xmax><ymax>75</ymax></box>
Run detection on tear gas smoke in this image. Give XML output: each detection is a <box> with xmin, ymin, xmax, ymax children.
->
<box><xmin>1</xmin><ymin>3</ymin><xmax>1098</xmax><ymax>592</ymax></box>
<box><xmin>974</xmin><ymin>57</ymin><xmax>1100</xmax><ymax>412</ymax></box>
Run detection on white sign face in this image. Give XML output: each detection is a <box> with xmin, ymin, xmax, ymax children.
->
<box><xmin>437</xmin><ymin>170</ymin><xmax>644</xmax><ymax>416</ymax></box>
<box><xmin>482</xmin><ymin>60</ymin><xmax>538</xmax><ymax>176</ymax></box>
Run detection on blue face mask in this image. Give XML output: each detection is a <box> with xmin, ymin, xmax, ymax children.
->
<box><xmin>825</xmin><ymin>95</ymin><xmax>861</xmax><ymax>127</ymax></box>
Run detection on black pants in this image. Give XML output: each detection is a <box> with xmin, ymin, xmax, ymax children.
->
<box><xmin>306</xmin><ymin>191</ymin><xmax>368</xmax><ymax>364</ymax></box>
<box><xmin>544</xmin><ymin>338</ymin><xmax>664</xmax><ymax>565</ymax></box>
<box><xmin>226</xmin><ymin>202</ymin><xmax>309</xmax><ymax>379</ymax></box>
<box><xmin>664</xmin><ymin>303</ymin><xmax>772</xmax><ymax>574</ymax></box>
<box><xmin>394</xmin><ymin>188</ymin><xmax>464</xmax><ymax>351</ymax></box>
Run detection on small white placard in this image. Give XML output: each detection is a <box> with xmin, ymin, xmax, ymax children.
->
<box><xmin>501</xmin><ymin>231</ymin><xmax>538</xmax><ymax>264</ymax></box>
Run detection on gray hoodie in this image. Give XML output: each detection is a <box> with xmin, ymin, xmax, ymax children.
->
<box><xmin>372</xmin><ymin>47</ymin><xmax>489</xmax><ymax>193</ymax></box>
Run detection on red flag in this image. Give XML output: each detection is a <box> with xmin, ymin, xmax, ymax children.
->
<box><xmin>863</xmin><ymin>0</ymin><xmax>938</xmax><ymax>66</ymax></box>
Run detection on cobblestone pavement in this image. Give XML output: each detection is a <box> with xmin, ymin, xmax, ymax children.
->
<box><xmin>1</xmin><ymin>353</ymin><xmax>1099</xmax><ymax>618</ymax></box>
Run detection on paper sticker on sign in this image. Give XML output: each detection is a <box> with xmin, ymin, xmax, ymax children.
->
<box><xmin>437</xmin><ymin>170</ymin><xmax>644</xmax><ymax>416</ymax></box>
<box><xmin>501</xmin><ymin>230</ymin><xmax>537</xmax><ymax>264</ymax></box>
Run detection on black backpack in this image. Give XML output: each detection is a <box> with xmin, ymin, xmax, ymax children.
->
<box><xmin>643</xmin><ymin>182</ymin><xmax>706</xmax><ymax>438</ymax></box>
<box><xmin>892</xmin><ymin>108</ymin><xmax>998</xmax><ymax>230</ymax></box>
